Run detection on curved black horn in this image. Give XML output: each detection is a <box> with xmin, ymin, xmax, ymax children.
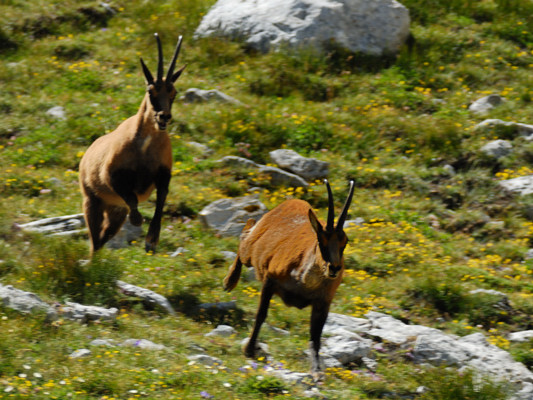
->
<box><xmin>166</xmin><ymin>35</ymin><xmax>183</xmax><ymax>83</ymax></box>
<box><xmin>154</xmin><ymin>33</ymin><xmax>164</xmax><ymax>82</ymax></box>
<box><xmin>336</xmin><ymin>180</ymin><xmax>355</xmax><ymax>232</ymax></box>
<box><xmin>324</xmin><ymin>179</ymin><xmax>335</xmax><ymax>232</ymax></box>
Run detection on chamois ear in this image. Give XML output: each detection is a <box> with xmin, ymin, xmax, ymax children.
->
<box><xmin>140</xmin><ymin>58</ymin><xmax>154</xmax><ymax>85</ymax></box>
<box><xmin>308</xmin><ymin>209</ymin><xmax>324</xmax><ymax>238</ymax></box>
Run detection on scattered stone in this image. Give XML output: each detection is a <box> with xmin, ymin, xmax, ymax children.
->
<box><xmin>443</xmin><ymin>164</ymin><xmax>456</xmax><ymax>175</ymax></box>
<box><xmin>120</xmin><ymin>339</ymin><xmax>167</xmax><ymax>350</ymax></box>
<box><xmin>89</xmin><ymin>339</ymin><xmax>117</xmax><ymax>347</ymax></box>
<box><xmin>269</xmin><ymin>149</ymin><xmax>328</xmax><ymax>181</ymax></box>
<box><xmin>509</xmin><ymin>331</ymin><xmax>533</xmax><ymax>343</ymax></box>
<box><xmin>499</xmin><ymin>175</ymin><xmax>533</xmax><ymax>196</ymax></box>
<box><xmin>181</xmin><ymin>88</ymin><xmax>242</xmax><ymax>105</ymax></box>
<box><xmin>218</xmin><ymin>155</ymin><xmax>309</xmax><ymax>187</ymax></box>
<box><xmin>187</xmin><ymin>354</ymin><xmax>224</xmax><ymax>367</ymax></box>
<box><xmin>0</xmin><ymin>284</ymin><xmax>55</xmax><ymax>316</ymax></box>
<box><xmin>60</xmin><ymin>302</ymin><xmax>118</xmax><ymax>322</ymax></box>
<box><xmin>199</xmin><ymin>195</ymin><xmax>268</xmax><ymax>237</ymax></box>
<box><xmin>324</xmin><ymin>312</ymin><xmax>372</xmax><ymax>336</ymax></box>
<box><xmin>480</xmin><ymin>139</ymin><xmax>512</xmax><ymax>159</ymax></box>
<box><xmin>241</xmin><ymin>338</ymin><xmax>270</xmax><ymax>359</ymax></box>
<box><xmin>525</xmin><ymin>249</ymin><xmax>533</xmax><ymax>260</ymax></box>
<box><xmin>69</xmin><ymin>349</ymin><xmax>91</xmax><ymax>359</ymax></box>
<box><xmin>195</xmin><ymin>0</ymin><xmax>411</xmax><ymax>56</ymax></box>
<box><xmin>469</xmin><ymin>94</ymin><xmax>505</xmax><ymax>116</ymax></box>
<box><xmin>13</xmin><ymin>213</ymin><xmax>85</xmax><ymax>236</ymax></box>
<box><xmin>258</xmin><ymin>165</ymin><xmax>309</xmax><ymax>187</ymax></box>
<box><xmin>117</xmin><ymin>280</ymin><xmax>176</xmax><ymax>315</ymax></box>
<box><xmin>186</xmin><ymin>141</ymin><xmax>214</xmax><ymax>156</ymax></box>
<box><xmin>106</xmin><ymin>219</ymin><xmax>143</xmax><ymax>249</ymax></box>
<box><xmin>475</xmin><ymin>119</ymin><xmax>533</xmax><ymax>138</ymax></box>
<box><xmin>205</xmin><ymin>324</ymin><xmax>236</xmax><ymax>337</ymax></box>
<box><xmin>170</xmin><ymin>247</ymin><xmax>187</xmax><ymax>257</ymax></box>
<box><xmin>268</xmin><ymin>324</ymin><xmax>290</xmax><ymax>336</ymax></box>
<box><xmin>46</xmin><ymin>106</ymin><xmax>66</xmax><ymax>120</ymax></box>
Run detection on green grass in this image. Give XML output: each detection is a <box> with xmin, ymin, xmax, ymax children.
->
<box><xmin>0</xmin><ymin>0</ymin><xmax>532</xmax><ymax>398</ymax></box>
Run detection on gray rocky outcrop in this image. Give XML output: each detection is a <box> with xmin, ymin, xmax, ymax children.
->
<box><xmin>13</xmin><ymin>213</ymin><xmax>85</xmax><ymax>236</ymax></box>
<box><xmin>198</xmin><ymin>195</ymin><xmax>268</xmax><ymax>236</ymax></box>
<box><xmin>269</xmin><ymin>149</ymin><xmax>328</xmax><ymax>181</ymax></box>
<box><xmin>195</xmin><ymin>0</ymin><xmax>411</xmax><ymax>56</ymax></box>
<box><xmin>0</xmin><ymin>284</ymin><xmax>54</xmax><ymax>316</ymax></box>
<box><xmin>475</xmin><ymin>119</ymin><xmax>533</xmax><ymax>138</ymax></box>
<box><xmin>59</xmin><ymin>302</ymin><xmax>118</xmax><ymax>322</ymax></box>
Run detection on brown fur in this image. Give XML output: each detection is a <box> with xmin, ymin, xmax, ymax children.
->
<box><xmin>79</xmin><ymin>34</ymin><xmax>185</xmax><ymax>255</ymax></box>
<box><xmin>223</xmin><ymin>181</ymin><xmax>354</xmax><ymax>380</ymax></box>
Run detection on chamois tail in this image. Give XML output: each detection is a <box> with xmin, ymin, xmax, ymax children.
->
<box><xmin>223</xmin><ymin>256</ymin><xmax>243</xmax><ymax>292</ymax></box>
<box><xmin>223</xmin><ymin>219</ymin><xmax>256</xmax><ymax>291</ymax></box>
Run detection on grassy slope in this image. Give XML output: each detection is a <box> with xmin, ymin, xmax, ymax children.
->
<box><xmin>0</xmin><ymin>0</ymin><xmax>532</xmax><ymax>398</ymax></box>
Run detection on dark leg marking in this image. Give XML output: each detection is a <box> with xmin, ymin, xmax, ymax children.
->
<box><xmin>244</xmin><ymin>278</ymin><xmax>275</xmax><ymax>358</ymax></box>
<box><xmin>82</xmin><ymin>188</ymin><xmax>105</xmax><ymax>255</ymax></box>
<box><xmin>145</xmin><ymin>167</ymin><xmax>170</xmax><ymax>253</ymax></box>
<box><xmin>309</xmin><ymin>300</ymin><xmax>330</xmax><ymax>380</ymax></box>
<box><xmin>100</xmin><ymin>205</ymin><xmax>128</xmax><ymax>247</ymax></box>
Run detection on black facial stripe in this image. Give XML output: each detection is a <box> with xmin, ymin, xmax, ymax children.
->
<box><xmin>149</xmin><ymin>93</ymin><xmax>162</xmax><ymax>112</ymax></box>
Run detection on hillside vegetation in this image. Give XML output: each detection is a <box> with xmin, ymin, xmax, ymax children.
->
<box><xmin>0</xmin><ymin>0</ymin><xmax>532</xmax><ymax>398</ymax></box>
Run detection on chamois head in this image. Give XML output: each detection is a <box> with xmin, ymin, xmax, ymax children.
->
<box><xmin>308</xmin><ymin>179</ymin><xmax>355</xmax><ymax>279</ymax></box>
<box><xmin>140</xmin><ymin>33</ymin><xmax>186</xmax><ymax>130</ymax></box>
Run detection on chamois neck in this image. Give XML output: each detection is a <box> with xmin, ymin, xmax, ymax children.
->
<box><xmin>135</xmin><ymin>94</ymin><xmax>160</xmax><ymax>137</ymax></box>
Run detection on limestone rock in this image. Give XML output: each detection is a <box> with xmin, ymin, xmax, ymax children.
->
<box><xmin>269</xmin><ymin>149</ymin><xmax>328</xmax><ymax>181</ymax></box>
<box><xmin>199</xmin><ymin>195</ymin><xmax>268</xmax><ymax>237</ymax></box>
<box><xmin>480</xmin><ymin>139</ymin><xmax>512</xmax><ymax>159</ymax></box>
<box><xmin>117</xmin><ymin>280</ymin><xmax>175</xmax><ymax>315</ymax></box>
<box><xmin>469</xmin><ymin>94</ymin><xmax>505</xmax><ymax>116</ymax></box>
<box><xmin>181</xmin><ymin>88</ymin><xmax>242</xmax><ymax>105</ymax></box>
<box><xmin>499</xmin><ymin>175</ymin><xmax>533</xmax><ymax>196</ymax></box>
<box><xmin>195</xmin><ymin>0</ymin><xmax>411</xmax><ymax>56</ymax></box>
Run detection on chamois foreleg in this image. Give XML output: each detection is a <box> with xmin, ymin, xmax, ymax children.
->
<box><xmin>244</xmin><ymin>278</ymin><xmax>275</xmax><ymax>358</ymax></box>
<box><xmin>83</xmin><ymin>189</ymin><xmax>105</xmax><ymax>255</ymax></box>
<box><xmin>100</xmin><ymin>205</ymin><xmax>128</xmax><ymax>246</ymax></box>
<box><xmin>145</xmin><ymin>167</ymin><xmax>170</xmax><ymax>253</ymax></box>
<box><xmin>309</xmin><ymin>300</ymin><xmax>330</xmax><ymax>381</ymax></box>
<box><xmin>110</xmin><ymin>169</ymin><xmax>143</xmax><ymax>227</ymax></box>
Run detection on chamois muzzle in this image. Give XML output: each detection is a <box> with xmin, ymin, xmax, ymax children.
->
<box><xmin>155</xmin><ymin>112</ymin><xmax>171</xmax><ymax>130</ymax></box>
<box><xmin>327</xmin><ymin>263</ymin><xmax>342</xmax><ymax>278</ymax></box>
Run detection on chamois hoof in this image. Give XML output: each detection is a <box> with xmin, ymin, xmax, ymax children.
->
<box><xmin>129</xmin><ymin>210</ymin><xmax>143</xmax><ymax>226</ymax></box>
<box><xmin>242</xmin><ymin>339</ymin><xmax>269</xmax><ymax>360</ymax></box>
<box><xmin>311</xmin><ymin>369</ymin><xmax>325</xmax><ymax>383</ymax></box>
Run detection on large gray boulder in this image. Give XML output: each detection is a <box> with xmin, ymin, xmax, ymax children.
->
<box><xmin>199</xmin><ymin>195</ymin><xmax>268</xmax><ymax>237</ymax></box>
<box><xmin>499</xmin><ymin>175</ymin><xmax>533</xmax><ymax>196</ymax></box>
<box><xmin>269</xmin><ymin>149</ymin><xmax>329</xmax><ymax>181</ymax></box>
<box><xmin>469</xmin><ymin>94</ymin><xmax>505</xmax><ymax>116</ymax></box>
<box><xmin>195</xmin><ymin>0</ymin><xmax>411</xmax><ymax>56</ymax></box>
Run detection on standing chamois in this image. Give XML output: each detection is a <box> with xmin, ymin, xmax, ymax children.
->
<box><xmin>79</xmin><ymin>33</ymin><xmax>185</xmax><ymax>255</ymax></box>
<box><xmin>223</xmin><ymin>179</ymin><xmax>355</xmax><ymax>380</ymax></box>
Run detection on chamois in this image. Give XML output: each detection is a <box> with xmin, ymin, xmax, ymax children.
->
<box><xmin>223</xmin><ymin>179</ymin><xmax>355</xmax><ymax>380</ymax></box>
<box><xmin>79</xmin><ymin>33</ymin><xmax>185</xmax><ymax>255</ymax></box>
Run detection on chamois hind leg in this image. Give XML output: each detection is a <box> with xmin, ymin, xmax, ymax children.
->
<box><xmin>99</xmin><ymin>205</ymin><xmax>128</xmax><ymax>247</ymax></box>
<box><xmin>145</xmin><ymin>167</ymin><xmax>170</xmax><ymax>253</ymax></box>
<box><xmin>110</xmin><ymin>169</ymin><xmax>143</xmax><ymax>226</ymax></box>
<box><xmin>223</xmin><ymin>256</ymin><xmax>242</xmax><ymax>292</ymax></box>
<box><xmin>82</xmin><ymin>190</ymin><xmax>105</xmax><ymax>255</ymax></box>
<box><xmin>309</xmin><ymin>300</ymin><xmax>330</xmax><ymax>381</ymax></box>
<box><xmin>244</xmin><ymin>278</ymin><xmax>275</xmax><ymax>358</ymax></box>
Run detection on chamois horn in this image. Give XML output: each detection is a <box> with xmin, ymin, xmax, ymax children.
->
<box><xmin>324</xmin><ymin>179</ymin><xmax>335</xmax><ymax>232</ymax></box>
<box><xmin>166</xmin><ymin>35</ymin><xmax>183</xmax><ymax>83</ymax></box>
<box><xmin>336</xmin><ymin>179</ymin><xmax>355</xmax><ymax>232</ymax></box>
<box><xmin>155</xmin><ymin>33</ymin><xmax>164</xmax><ymax>82</ymax></box>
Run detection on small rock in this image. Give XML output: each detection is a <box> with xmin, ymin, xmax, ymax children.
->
<box><xmin>186</xmin><ymin>141</ymin><xmax>214</xmax><ymax>156</ymax></box>
<box><xmin>117</xmin><ymin>280</ymin><xmax>175</xmax><ymax>315</ymax></box>
<box><xmin>499</xmin><ymin>175</ymin><xmax>533</xmax><ymax>196</ymax></box>
<box><xmin>69</xmin><ymin>349</ymin><xmax>92</xmax><ymax>359</ymax></box>
<box><xmin>181</xmin><ymin>88</ymin><xmax>242</xmax><ymax>105</ymax></box>
<box><xmin>46</xmin><ymin>106</ymin><xmax>66</xmax><ymax>120</ymax></box>
<box><xmin>170</xmin><ymin>247</ymin><xmax>187</xmax><ymax>257</ymax></box>
<box><xmin>205</xmin><ymin>325</ymin><xmax>236</xmax><ymax>337</ymax></box>
<box><xmin>480</xmin><ymin>140</ymin><xmax>512</xmax><ymax>159</ymax></box>
<box><xmin>343</xmin><ymin>218</ymin><xmax>365</xmax><ymax>228</ymax></box>
<box><xmin>106</xmin><ymin>219</ymin><xmax>143</xmax><ymax>249</ymax></box>
<box><xmin>509</xmin><ymin>331</ymin><xmax>533</xmax><ymax>343</ymax></box>
<box><xmin>120</xmin><ymin>339</ymin><xmax>167</xmax><ymax>350</ymax></box>
<box><xmin>469</xmin><ymin>94</ymin><xmax>505</xmax><ymax>116</ymax></box>
<box><xmin>187</xmin><ymin>354</ymin><xmax>224</xmax><ymax>366</ymax></box>
<box><xmin>269</xmin><ymin>149</ymin><xmax>329</xmax><ymax>181</ymax></box>
<box><xmin>89</xmin><ymin>339</ymin><xmax>117</xmax><ymax>347</ymax></box>
<box><xmin>60</xmin><ymin>302</ymin><xmax>118</xmax><ymax>322</ymax></box>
